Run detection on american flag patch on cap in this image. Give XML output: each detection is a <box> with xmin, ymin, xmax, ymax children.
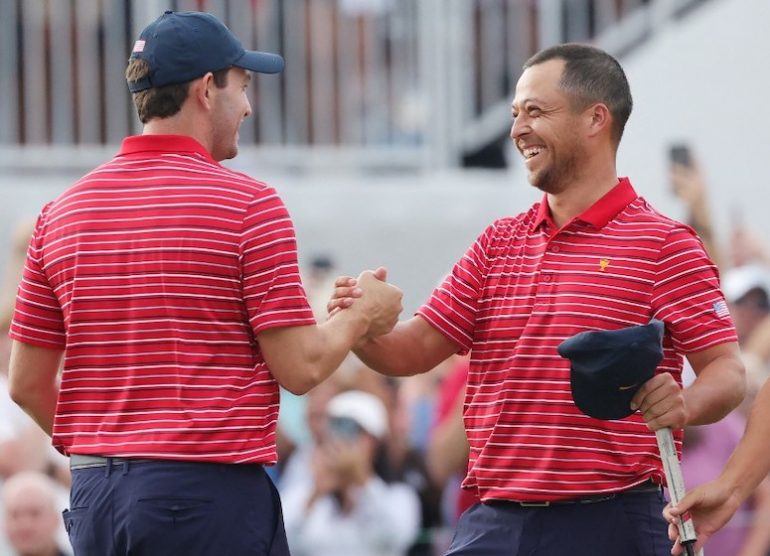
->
<box><xmin>133</xmin><ymin>40</ymin><xmax>145</xmax><ymax>53</ymax></box>
<box><xmin>713</xmin><ymin>300</ymin><xmax>730</xmax><ymax>319</ymax></box>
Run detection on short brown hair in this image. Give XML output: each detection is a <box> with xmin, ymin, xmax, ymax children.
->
<box><xmin>524</xmin><ymin>43</ymin><xmax>633</xmax><ymax>146</ymax></box>
<box><xmin>126</xmin><ymin>59</ymin><xmax>231</xmax><ymax>123</ymax></box>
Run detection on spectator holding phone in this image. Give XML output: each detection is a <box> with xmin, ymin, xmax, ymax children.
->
<box><xmin>668</xmin><ymin>143</ymin><xmax>724</xmax><ymax>269</ymax></box>
<box><xmin>281</xmin><ymin>390</ymin><xmax>420</xmax><ymax>556</ymax></box>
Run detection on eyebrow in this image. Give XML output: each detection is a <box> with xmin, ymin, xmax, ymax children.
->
<box><xmin>512</xmin><ymin>97</ymin><xmax>542</xmax><ymax>109</ymax></box>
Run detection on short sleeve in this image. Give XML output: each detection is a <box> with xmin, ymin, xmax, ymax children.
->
<box><xmin>417</xmin><ymin>223</ymin><xmax>495</xmax><ymax>353</ymax></box>
<box><xmin>240</xmin><ymin>190</ymin><xmax>316</xmax><ymax>335</ymax></box>
<box><xmin>9</xmin><ymin>205</ymin><xmax>66</xmax><ymax>349</ymax></box>
<box><xmin>652</xmin><ymin>226</ymin><xmax>737</xmax><ymax>352</ymax></box>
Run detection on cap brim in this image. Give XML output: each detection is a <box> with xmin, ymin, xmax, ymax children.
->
<box><xmin>235</xmin><ymin>50</ymin><xmax>285</xmax><ymax>74</ymax></box>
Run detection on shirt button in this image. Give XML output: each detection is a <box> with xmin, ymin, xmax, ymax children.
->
<box><xmin>543</xmin><ymin>274</ymin><xmax>552</xmax><ymax>282</ymax></box>
<box><xmin>551</xmin><ymin>245</ymin><xmax>560</xmax><ymax>253</ymax></box>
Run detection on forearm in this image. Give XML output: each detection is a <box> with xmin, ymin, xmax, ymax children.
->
<box><xmin>684</xmin><ymin>352</ymin><xmax>745</xmax><ymax>425</ymax></box>
<box><xmin>354</xmin><ymin>317</ymin><xmax>457</xmax><ymax>377</ymax></box>
<box><xmin>10</xmin><ymin>383</ymin><xmax>57</xmax><ymax>437</ymax></box>
<box><xmin>283</xmin><ymin>310</ymin><xmax>370</xmax><ymax>394</ymax></box>
<box><xmin>8</xmin><ymin>341</ymin><xmax>63</xmax><ymax>437</ymax></box>
<box><xmin>720</xmin><ymin>380</ymin><xmax>770</xmax><ymax>505</ymax></box>
<box><xmin>354</xmin><ymin>326</ymin><xmax>425</xmax><ymax>377</ymax></box>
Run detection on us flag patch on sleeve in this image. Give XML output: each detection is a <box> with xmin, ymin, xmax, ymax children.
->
<box><xmin>713</xmin><ymin>300</ymin><xmax>730</xmax><ymax>319</ymax></box>
<box><xmin>133</xmin><ymin>40</ymin><xmax>145</xmax><ymax>53</ymax></box>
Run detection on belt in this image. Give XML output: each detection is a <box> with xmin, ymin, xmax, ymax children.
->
<box><xmin>487</xmin><ymin>480</ymin><xmax>662</xmax><ymax>508</ymax></box>
<box><xmin>70</xmin><ymin>454</ymin><xmax>157</xmax><ymax>470</ymax></box>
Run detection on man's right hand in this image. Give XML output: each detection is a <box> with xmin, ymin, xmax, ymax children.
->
<box><xmin>350</xmin><ymin>268</ymin><xmax>402</xmax><ymax>337</ymax></box>
<box><xmin>663</xmin><ymin>479</ymin><xmax>741</xmax><ymax>555</ymax></box>
<box><xmin>327</xmin><ymin>267</ymin><xmax>402</xmax><ymax>337</ymax></box>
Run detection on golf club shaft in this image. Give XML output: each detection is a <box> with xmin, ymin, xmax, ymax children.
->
<box><xmin>655</xmin><ymin>427</ymin><xmax>699</xmax><ymax>554</ymax></box>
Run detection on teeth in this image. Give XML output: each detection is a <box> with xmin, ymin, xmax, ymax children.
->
<box><xmin>523</xmin><ymin>147</ymin><xmax>542</xmax><ymax>159</ymax></box>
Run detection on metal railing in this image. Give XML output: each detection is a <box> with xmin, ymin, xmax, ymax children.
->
<box><xmin>0</xmin><ymin>0</ymin><xmax>709</xmax><ymax>172</ymax></box>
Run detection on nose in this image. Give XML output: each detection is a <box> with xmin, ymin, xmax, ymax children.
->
<box><xmin>244</xmin><ymin>97</ymin><xmax>253</xmax><ymax>119</ymax></box>
<box><xmin>510</xmin><ymin>115</ymin><xmax>529</xmax><ymax>142</ymax></box>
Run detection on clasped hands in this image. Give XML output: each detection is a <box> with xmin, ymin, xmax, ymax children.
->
<box><xmin>327</xmin><ymin>266</ymin><xmax>402</xmax><ymax>338</ymax></box>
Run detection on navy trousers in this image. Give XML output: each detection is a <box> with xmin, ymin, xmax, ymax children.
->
<box><xmin>445</xmin><ymin>489</ymin><xmax>671</xmax><ymax>556</ymax></box>
<box><xmin>63</xmin><ymin>459</ymin><xmax>289</xmax><ymax>556</ymax></box>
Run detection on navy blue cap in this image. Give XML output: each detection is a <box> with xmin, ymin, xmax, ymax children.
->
<box><xmin>128</xmin><ymin>11</ymin><xmax>284</xmax><ymax>93</ymax></box>
<box><xmin>557</xmin><ymin>320</ymin><xmax>665</xmax><ymax>421</ymax></box>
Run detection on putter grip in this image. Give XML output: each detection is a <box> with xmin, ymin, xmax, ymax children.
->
<box><xmin>655</xmin><ymin>428</ymin><xmax>698</xmax><ymax>548</ymax></box>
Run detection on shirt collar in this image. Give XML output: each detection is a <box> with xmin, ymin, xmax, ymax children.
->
<box><xmin>118</xmin><ymin>135</ymin><xmax>216</xmax><ymax>163</ymax></box>
<box><xmin>532</xmin><ymin>177</ymin><xmax>638</xmax><ymax>231</ymax></box>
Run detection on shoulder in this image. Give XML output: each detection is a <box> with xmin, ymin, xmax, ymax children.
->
<box><xmin>483</xmin><ymin>206</ymin><xmax>538</xmax><ymax>240</ymax></box>
<box><xmin>204</xmin><ymin>164</ymin><xmax>279</xmax><ymax>200</ymax></box>
<box><xmin>623</xmin><ymin>197</ymin><xmax>686</xmax><ymax>229</ymax></box>
<box><xmin>616</xmin><ymin>197</ymin><xmax>700</xmax><ymax>243</ymax></box>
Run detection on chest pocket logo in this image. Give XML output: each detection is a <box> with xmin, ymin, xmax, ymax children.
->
<box><xmin>599</xmin><ymin>258</ymin><xmax>610</xmax><ymax>272</ymax></box>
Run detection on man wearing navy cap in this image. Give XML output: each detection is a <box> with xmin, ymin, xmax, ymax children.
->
<box><xmin>8</xmin><ymin>10</ymin><xmax>403</xmax><ymax>555</ymax></box>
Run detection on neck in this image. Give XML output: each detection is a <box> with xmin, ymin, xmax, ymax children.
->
<box><xmin>547</xmin><ymin>152</ymin><xmax>618</xmax><ymax>228</ymax></box>
<box><xmin>142</xmin><ymin>112</ymin><xmax>212</xmax><ymax>155</ymax></box>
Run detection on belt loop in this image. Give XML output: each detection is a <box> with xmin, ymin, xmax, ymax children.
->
<box><xmin>122</xmin><ymin>460</ymin><xmax>129</xmax><ymax>475</ymax></box>
<box><xmin>104</xmin><ymin>458</ymin><xmax>112</xmax><ymax>477</ymax></box>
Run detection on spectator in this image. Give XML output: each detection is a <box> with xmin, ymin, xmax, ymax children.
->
<box><xmin>722</xmin><ymin>264</ymin><xmax>770</xmax><ymax>396</ymax></box>
<box><xmin>278</xmin><ymin>378</ymin><xmax>344</xmax><ymax>492</ymax></box>
<box><xmin>375</xmin><ymin>375</ymin><xmax>443</xmax><ymax>556</ymax></box>
<box><xmin>669</xmin><ymin>149</ymin><xmax>723</xmax><ymax>268</ymax></box>
<box><xmin>666</xmin><ymin>146</ymin><xmax>770</xmax><ymax>555</ymax></box>
<box><xmin>2</xmin><ymin>471</ymin><xmax>69</xmax><ymax>556</ymax></box>
<box><xmin>282</xmin><ymin>390</ymin><xmax>420</xmax><ymax>556</ymax></box>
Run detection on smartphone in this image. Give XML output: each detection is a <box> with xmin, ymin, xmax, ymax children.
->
<box><xmin>669</xmin><ymin>143</ymin><xmax>692</xmax><ymax>168</ymax></box>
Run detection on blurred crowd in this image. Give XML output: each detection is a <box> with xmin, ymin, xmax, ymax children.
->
<box><xmin>3</xmin><ymin>146</ymin><xmax>770</xmax><ymax>555</ymax></box>
<box><xmin>670</xmin><ymin>149</ymin><xmax>770</xmax><ymax>556</ymax></box>
<box><xmin>0</xmin><ymin>221</ymin><xmax>71</xmax><ymax>556</ymax></box>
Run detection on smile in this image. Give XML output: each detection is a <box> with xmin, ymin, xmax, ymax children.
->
<box><xmin>523</xmin><ymin>147</ymin><xmax>543</xmax><ymax>160</ymax></box>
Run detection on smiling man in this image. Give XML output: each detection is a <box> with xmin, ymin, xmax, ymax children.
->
<box><xmin>329</xmin><ymin>43</ymin><xmax>745</xmax><ymax>555</ymax></box>
<box><xmin>7</xmin><ymin>10</ymin><xmax>403</xmax><ymax>556</ymax></box>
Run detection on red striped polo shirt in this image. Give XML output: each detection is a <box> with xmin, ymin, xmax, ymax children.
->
<box><xmin>418</xmin><ymin>178</ymin><xmax>737</xmax><ymax>502</ymax></box>
<box><xmin>10</xmin><ymin>135</ymin><xmax>316</xmax><ymax>464</ymax></box>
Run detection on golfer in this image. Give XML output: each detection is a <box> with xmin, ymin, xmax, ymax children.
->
<box><xmin>330</xmin><ymin>43</ymin><xmax>745</xmax><ymax>555</ymax></box>
<box><xmin>8</xmin><ymin>10</ymin><xmax>402</xmax><ymax>555</ymax></box>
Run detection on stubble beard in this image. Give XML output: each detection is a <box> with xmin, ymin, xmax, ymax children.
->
<box><xmin>528</xmin><ymin>147</ymin><xmax>580</xmax><ymax>195</ymax></box>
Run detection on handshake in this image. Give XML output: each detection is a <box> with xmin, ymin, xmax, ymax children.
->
<box><xmin>326</xmin><ymin>267</ymin><xmax>403</xmax><ymax>338</ymax></box>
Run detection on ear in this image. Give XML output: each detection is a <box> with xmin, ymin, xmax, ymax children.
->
<box><xmin>190</xmin><ymin>72</ymin><xmax>216</xmax><ymax>111</ymax></box>
<box><xmin>585</xmin><ymin>103</ymin><xmax>612</xmax><ymax>139</ymax></box>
